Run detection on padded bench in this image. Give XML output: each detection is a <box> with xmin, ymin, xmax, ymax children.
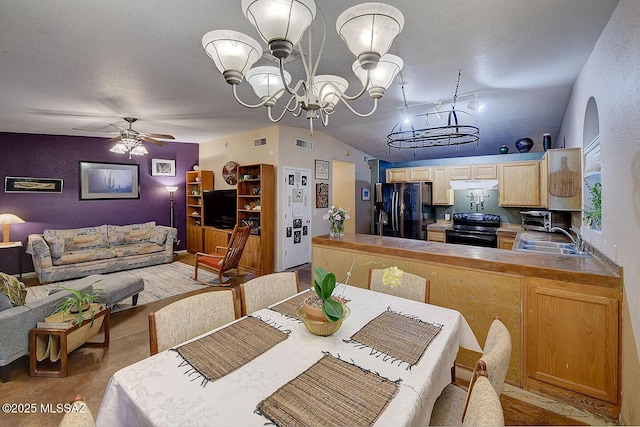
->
<box><xmin>48</xmin><ymin>274</ymin><xmax>144</xmax><ymax>310</ymax></box>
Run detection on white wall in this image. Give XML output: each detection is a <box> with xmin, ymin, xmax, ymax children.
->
<box><xmin>199</xmin><ymin>124</ymin><xmax>373</xmax><ymax>271</ymax></box>
<box><xmin>557</xmin><ymin>1</ymin><xmax>640</xmax><ymax>423</ymax></box>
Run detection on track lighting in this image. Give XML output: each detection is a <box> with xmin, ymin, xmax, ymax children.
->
<box><xmin>467</xmin><ymin>94</ymin><xmax>485</xmax><ymax>112</ymax></box>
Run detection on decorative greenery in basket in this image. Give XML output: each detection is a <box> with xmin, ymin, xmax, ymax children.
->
<box><xmin>53</xmin><ymin>286</ymin><xmax>108</xmax><ymax>327</ymax></box>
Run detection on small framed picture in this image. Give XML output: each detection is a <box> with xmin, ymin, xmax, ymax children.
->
<box><xmin>361</xmin><ymin>187</ymin><xmax>370</xmax><ymax>201</ymax></box>
<box><xmin>315</xmin><ymin>160</ymin><xmax>329</xmax><ymax>180</ymax></box>
<box><xmin>151</xmin><ymin>159</ymin><xmax>176</xmax><ymax>177</ymax></box>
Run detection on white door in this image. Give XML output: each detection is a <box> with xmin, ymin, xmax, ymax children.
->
<box><xmin>282</xmin><ymin>167</ymin><xmax>312</xmax><ymax>270</ymax></box>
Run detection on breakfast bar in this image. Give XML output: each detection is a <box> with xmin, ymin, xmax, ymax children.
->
<box><xmin>312</xmin><ymin>233</ymin><xmax>623</xmax><ymax>418</ymax></box>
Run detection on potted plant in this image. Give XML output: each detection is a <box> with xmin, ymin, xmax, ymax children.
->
<box><xmin>53</xmin><ymin>287</ymin><xmax>108</xmax><ymax>327</ymax></box>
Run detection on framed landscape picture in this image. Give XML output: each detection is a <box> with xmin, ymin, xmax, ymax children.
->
<box><xmin>151</xmin><ymin>159</ymin><xmax>176</xmax><ymax>176</ymax></box>
<box><xmin>79</xmin><ymin>161</ymin><xmax>140</xmax><ymax>200</ymax></box>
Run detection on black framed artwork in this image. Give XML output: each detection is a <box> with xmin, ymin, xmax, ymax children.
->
<box><xmin>78</xmin><ymin>161</ymin><xmax>140</xmax><ymax>200</ymax></box>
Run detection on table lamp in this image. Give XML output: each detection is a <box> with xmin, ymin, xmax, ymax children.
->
<box><xmin>0</xmin><ymin>213</ymin><xmax>25</xmax><ymax>245</ymax></box>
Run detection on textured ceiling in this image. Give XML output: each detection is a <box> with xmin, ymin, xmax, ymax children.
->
<box><xmin>0</xmin><ymin>0</ymin><xmax>619</xmax><ymax>162</ymax></box>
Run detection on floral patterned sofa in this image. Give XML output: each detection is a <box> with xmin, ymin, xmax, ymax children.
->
<box><xmin>26</xmin><ymin>221</ymin><xmax>177</xmax><ymax>283</ymax></box>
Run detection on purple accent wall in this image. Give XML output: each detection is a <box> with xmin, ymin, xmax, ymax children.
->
<box><xmin>0</xmin><ymin>132</ymin><xmax>199</xmax><ymax>275</ymax></box>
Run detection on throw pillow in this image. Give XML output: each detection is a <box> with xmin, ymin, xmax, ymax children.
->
<box><xmin>0</xmin><ymin>272</ymin><xmax>27</xmax><ymax>306</ymax></box>
<box><xmin>44</xmin><ymin>235</ymin><xmax>65</xmax><ymax>258</ymax></box>
<box><xmin>0</xmin><ymin>292</ymin><xmax>12</xmax><ymax>312</ymax></box>
<box><xmin>149</xmin><ymin>229</ymin><xmax>168</xmax><ymax>245</ymax></box>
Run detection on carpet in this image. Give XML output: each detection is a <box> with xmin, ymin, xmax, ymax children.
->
<box><xmin>26</xmin><ymin>262</ymin><xmax>225</xmax><ymax>311</ymax></box>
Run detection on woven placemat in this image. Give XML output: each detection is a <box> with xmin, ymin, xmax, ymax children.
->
<box><xmin>348</xmin><ymin>310</ymin><xmax>442</xmax><ymax>366</ymax></box>
<box><xmin>175</xmin><ymin>316</ymin><xmax>288</xmax><ymax>383</ymax></box>
<box><xmin>257</xmin><ymin>354</ymin><xmax>399</xmax><ymax>426</ymax></box>
<box><xmin>269</xmin><ymin>289</ymin><xmax>312</xmax><ymax>319</ymax></box>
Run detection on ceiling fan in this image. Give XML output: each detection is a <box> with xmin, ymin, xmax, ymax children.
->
<box><xmin>73</xmin><ymin>117</ymin><xmax>175</xmax><ymax>158</ymax></box>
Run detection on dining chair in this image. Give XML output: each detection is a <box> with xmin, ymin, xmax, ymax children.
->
<box><xmin>58</xmin><ymin>394</ymin><xmax>94</xmax><ymax>427</ymax></box>
<box><xmin>192</xmin><ymin>223</ymin><xmax>251</xmax><ymax>286</ymax></box>
<box><xmin>429</xmin><ymin>317</ymin><xmax>511</xmax><ymax>426</ymax></box>
<box><xmin>148</xmin><ymin>289</ymin><xmax>238</xmax><ymax>355</ymax></box>
<box><xmin>368</xmin><ymin>268</ymin><xmax>430</xmax><ymax>303</ymax></box>
<box><xmin>240</xmin><ymin>272</ymin><xmax>300</xmax><ymax>316</ymax></box>
<box><xmin>462</xmin><ymin>370</ymin><xmax>505</xmax><ymax>426</ymax></box>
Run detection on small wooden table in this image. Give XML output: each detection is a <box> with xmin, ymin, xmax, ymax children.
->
<box><xmin>29</xmin><ymin>305</ymin><xmax>110</xmax><ymax>377</ymax></box>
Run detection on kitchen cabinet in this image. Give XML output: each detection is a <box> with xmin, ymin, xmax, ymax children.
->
<box><xmin>498</xmin><ymin>162</ymin><xmax>541</xmax><ymax>207</ymax></box>
<box><xmin>540</xmin><ymin>148</ymin><xmax>581</xmax><ymax>210</ymax></box>
<box><xmin>432</xmin><ymin>167</ymin><xmax>454</xmax><ymax>205</ymax></box>
<box><xmin>409</xmin><ymin>166</ymin><xmax>433</xmax><ymax>182</ymax></box>
<box><xmin>386</xmin><ymin>168</ymin><xmax>409</xmax><ymax>182</ymax></box>
<box><xmin>524</xmin><ymin>277</ymin><xmax>620</xmax><ymax>416</ymax></box>
<box><xmin>472</xmin><ymin>163</ymin><xmax>498</xmax><ymax>179</ymax></box>
<box><xmin>427</xmin><ymin>230</ymin><xmax>446</xmax><ymax>242</ymax></box>
<box><xmin>449</xmin><ymin>165</ymin><xmax>472</xmax><ymax>180</ymax></box>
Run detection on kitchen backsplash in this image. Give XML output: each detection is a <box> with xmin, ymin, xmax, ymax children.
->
<box><xmin>434</xmin><ymin>189</ymin><xmax>522</xmax><ymax>224</ymax></box>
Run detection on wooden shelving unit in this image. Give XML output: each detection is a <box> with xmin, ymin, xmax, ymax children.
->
<box><xmin>186</xmin><ymin>170</ymin><xmax>213</xmax><ymax>253</ymax></box>
<box><xmin>236</xmin><ymin>164</ymin><xmax>274</xmax><ymax>275</ymax></box>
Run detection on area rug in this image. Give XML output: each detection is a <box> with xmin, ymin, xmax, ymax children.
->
<box><xmin>25</xmin><ymin>262</ymin><xmax>225</xmax><ymax>311</ymax></box>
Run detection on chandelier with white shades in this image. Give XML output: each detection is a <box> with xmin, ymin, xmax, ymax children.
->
<box><xmin>202</xmin><ymin>0</ymin><xmax>405</xmax><ymax>134</ymax></box>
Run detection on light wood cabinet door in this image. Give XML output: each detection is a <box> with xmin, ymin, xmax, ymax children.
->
<box><xmin>497</xmin><ymin>236</ymin><xmax>515</xmax><ymax>250</ymax></box>
<box><xmin>498</xmin><ymin>162</ymin><xmax>541</xmax><ymax>207</ymax></box>
<box><xmin>203</xmin><ymin>228</ymin><xmax>230</xmax><ymax>254</ymax></box>
<box><xmin>427</xmin><ymin>230</ymin><xmax>446</xmax><ymax>242</ymax></box>
<box><xmin>524</xmin><ymin>277</ymin><xmax>620</xmax><ymax>410</ymax></box>
<box><xmin>386</xmin><ymin>168</ymin><xmax>409</xmax><ymax>182</ymax></box>
<box><xmin>472</xmin><ymin>163</ymin><xmax>498</xmax><ymax>179</ymax></box>
<box><xmin>450</xmin><ymin>165</ymin><xmax>472</xmax><ymax>180</ymax></box>
<box><xmin>409</xmin><ymin>166</ymin><xmax>433</xmax><ymax>182</ymax></box>
<box><xmin>239</xmin><ymin>235</ymin><xmax>262</xmax><ymax>273</ymax></box>
<box><xmin>432</xmin><ymin>167</ymin><xmax>454</xmax><ymax>205</ymax></box>
<box><xmin>186</xmin><ymin>225</ymin><xmax>203</xmax><ymax>253</ymax></box>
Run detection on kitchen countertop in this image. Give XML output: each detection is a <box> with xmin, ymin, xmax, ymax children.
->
<box><xmin>312</xmin><ymin>233</ymin><xmax>621</xmax><ymax>287</ymax></box>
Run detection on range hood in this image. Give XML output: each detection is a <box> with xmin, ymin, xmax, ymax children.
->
<box><xmin>449</xmin><ymin>179</ymin><xmax>499</xmax><ymax>190</ymax></box>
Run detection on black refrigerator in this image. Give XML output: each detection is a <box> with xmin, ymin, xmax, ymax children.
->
<box><xmin>374</xmin><ymin>182</ymin><xmax>435</xmax><ymax>240</ymax></box>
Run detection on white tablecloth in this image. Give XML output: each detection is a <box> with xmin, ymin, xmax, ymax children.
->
<box><xmin>96</xmin><ymin>286</ymin><xmax>480</xmax><ymax>427</ymax></box>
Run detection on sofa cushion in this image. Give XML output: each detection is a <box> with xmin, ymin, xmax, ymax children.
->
<box><xmin>149</xmin><ymin>228</ymin><xmax>168</xmax><ymax>245</ymax></box>
<box><xmin>44</xmin><ymin>225</ymin><xmax>109</xmax><ymax>252</ymax></box>
<box><xmin>44</xmin><ymin>235</ymin><xmax>65</xmax><ymax>258</ymax></box>
<box><xmin>52</xmin><ymin>248</ymin><xmax>117</xmax><ymax>266</ymax></box>
<box><xmin>0</xmin><ymin>293</ymin><xmax>12</xmax><ymax>312</ymax></box>
<box><xmin>108</xmin><ymin>221</ymin><xmax>156</xmax><ymax>246</ymax></box>
<box><xmin>112</xmin><ymin>242</ymin><xmax>164</xmax><ymax>257</ymax></box>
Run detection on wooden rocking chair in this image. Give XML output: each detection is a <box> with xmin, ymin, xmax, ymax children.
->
<box><xmin>192</xmin><ymin>223</ymin><xmax>251</xmax><ymax>286</ymax></box>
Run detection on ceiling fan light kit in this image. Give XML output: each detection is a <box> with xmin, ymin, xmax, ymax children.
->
<box><xmin>202</xmin><ymin>0</ymin><xmax>405</xmax><ymax>134</ymax></box>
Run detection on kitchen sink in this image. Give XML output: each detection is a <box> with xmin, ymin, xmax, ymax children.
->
<box><xmin>516</xmin><ymin>239</ymin><xmax>591</xmax><ymax>257</ymax></box>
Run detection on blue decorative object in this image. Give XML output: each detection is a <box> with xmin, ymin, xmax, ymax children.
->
<box><xmin>499</xmin><ymin>145</ymin><xmax>509</xmax><ymax>154</ymax></box>
<box><xmin>515</xmin><ymin>137</ymin><xmax>534</xmax><ymax>153</ymax></box>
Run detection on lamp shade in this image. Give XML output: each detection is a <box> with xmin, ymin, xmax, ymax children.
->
<box><xmin>165</xmin><ymin>186</ymin><xmax>179</xmax><ymax>193</ymax></box>
<box><xmin>0</xmin><ymin>213</ymin><xmax>25</xmax><ymax>244</ymax></box>
<box><xmin>352</xmin><ymin>53</ymin><xmax>402</xmax><ymax>98</ymax></box>
<box><xmin>242</xmin><ymin>0</ymin><xmax>316</xmax><ymax>47</ymax></box>
<box><xmin>109</xmin><ymin>143</ymin><xmax>127</xmax><ymax>154</ymax></box>
<box><xmin>130</xmin><ymin>145</ymin><xmax>148</xmax><ymax>156</ymax></box>
<box><xmin>312</xmin><ymin>75</ymin><xmax>348</xmax><ymax>112</ymax></box>
<box><xmin>202</xmin><ymin>30</ymin><xmax>263</xmax><ymax>84</ymax></box>
<box><xmin>337</xmin><ymin>3</ymin><xmax>404</xmax><ymax>66</ymax></box>
<box><xmin>245</xmin><ymin>66</ymin><xmax>292</xmax><ymax>104</ymax></box>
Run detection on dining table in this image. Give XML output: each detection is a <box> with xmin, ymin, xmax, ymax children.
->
<box><xmin>95</xmin><ymin>285</ymin><xmax>481</xmax><ymax>427</ymax></box>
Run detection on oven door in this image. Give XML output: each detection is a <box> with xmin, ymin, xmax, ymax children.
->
<box><xmin>445</xmin><ymin>230</ymin><xmax>498</xmax><ymax>248</ymax></box>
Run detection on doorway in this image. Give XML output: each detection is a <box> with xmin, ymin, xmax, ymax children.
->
<box><xmin>282</xmin><ymin>166</ymin><xmax>312</xmax><ymax>270</ymax></box>
<box><xmin>332</xmin><ymin>160</ymin><xmax>356</xmax><ymax>234</ymax></box>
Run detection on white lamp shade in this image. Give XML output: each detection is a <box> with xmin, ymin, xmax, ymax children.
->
<box><xmin>336</xmin><ymin>3</ymin><xmax>404</xmax><ymax>59</ymax></box>
<box><xmin>245</xmin><ymin>66</ymin><xmax>292</xmax><ymax>100</ymax></box>
<box><xmin>165</xmin><ymin>186</ymin><xmax>179</xmax><ymax>192</ymax></box>
<box><xmin>313</xmin><ymin>75</ymin><xmax>348</xmax><ymax>110</ymax></box>
<box><xmin>0</xmin><ymin>214</ymin><xmax>25</xmax><ymax>225</ymax></box>
<box><xmin>353</xmin><ymin>53</ymin><xmax>403</xmax><ymax>90</ymax></box>
<box><xmin>109</xmin><ymin>143</ymin><xmax>127</xmax><ymax>154</ymax></box>
<box><xmin>130</xmin><ymin>145</ymin><xmax>148</xmax><ymax>156</ymax></box>
<box><xmin>202</xmin><ymin>30</ymin><xmax>263</xmax><ymax>76</ymax></box>
<box><xmin>242</xmin><ymin>0</ymin><xmax>316</xmax><ymax>46</ymax></box>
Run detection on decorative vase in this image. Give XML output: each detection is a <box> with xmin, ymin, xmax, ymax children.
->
<box><xmin>330</xmin><ymin>221</ymin><xmax>344</xmax><ymax>239</ymax></box>
<box><xmin>499</xmin><ymin>145</ymin><xmax>509</xmax><ymax>154</ymax></box>
<box><xmin>543</xmin><ymin>133</ymin><xmax>552</xmax><ymax>151</ymax></box>
<box><xmin>515</xmin><ymin>137</ymin><xmax>534</xmax><ymax>153</ymax></box>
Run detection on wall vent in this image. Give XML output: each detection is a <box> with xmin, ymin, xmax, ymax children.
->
<box><xmin>295</xmin><ymin>138</ymin><xmax>313</xmax><ymax>150</ymax></box>
<box><xmin>253</xmin><ymin>137</ymin><xmax>267</xmax><ymax>147</ymax></box>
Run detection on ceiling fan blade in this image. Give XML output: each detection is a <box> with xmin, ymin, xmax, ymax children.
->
<box><xmin>109</xmin><ymin>123</ymin><xmax>128</xmax><ymax>131</ymax></box>
<box><xmin>144</xmin><ymin>132</ymin><xmax>175</xmax><ymax>140</ymax></box>
<box><xmin>141</xmin><ymin>136</ymin><xmax>167</xmax><ymax>146</ymax></box>
<box><xmin>109</xmin><ymin>135</ymin><xmax>122</xmax><ymax>142</ymax></box>
<box><xmin>72</xmin><ymin>127</ymin><xmax>120</xmax><ymax>134</ymax></box>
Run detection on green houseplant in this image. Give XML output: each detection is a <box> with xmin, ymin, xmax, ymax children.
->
<box><xmin>53</xmin><ymin>287</ymin><xmax>107</xmax><ymax>327</ymax></box>
<box><xmin>583</xmin><ymin>181</ymin><xmax>602</xmax><ymax>230</ymax></box>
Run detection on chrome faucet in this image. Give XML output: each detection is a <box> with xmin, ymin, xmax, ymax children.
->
<box><xmin>549</xmin><ymin>227</ymin><xmax>584</xmax><ymax>251</ymax></box>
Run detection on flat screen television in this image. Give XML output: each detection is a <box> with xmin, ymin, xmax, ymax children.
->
<box><xmin>203</xmin><ymin>189</ymin><xmax>237</xmax><ymax>229</ymax></box>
